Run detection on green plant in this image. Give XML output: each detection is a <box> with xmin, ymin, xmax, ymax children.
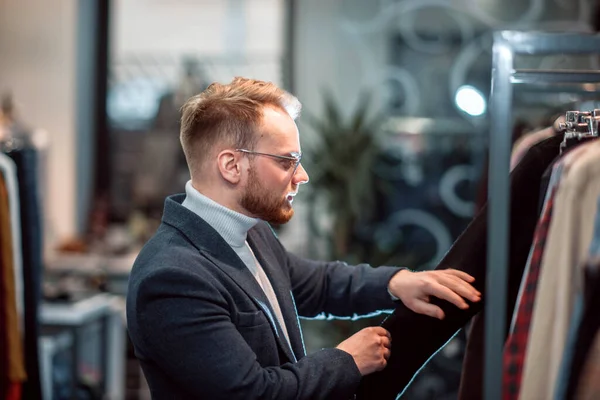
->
<box><xmin>303</xmin><ymin>89</ymin><xmax>385</xmax><ymax>263</ymax></box>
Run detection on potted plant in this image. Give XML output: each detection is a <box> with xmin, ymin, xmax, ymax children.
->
<box><xmin>302</xmin><ymin>89</ymin><xmax>386</xmax><ymax>265</ymax></box>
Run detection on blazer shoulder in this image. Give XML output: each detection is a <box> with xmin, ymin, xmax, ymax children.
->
<box><xmin>130</xmin><ymin>224</ymin><xmax>209</xmax><ymax>283</ymax></box>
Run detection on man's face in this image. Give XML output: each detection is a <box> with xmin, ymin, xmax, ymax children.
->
<box><xmin>239</xmin><ymin>106</ymin><xmax>309</xmax><ymax>224</ymax></box>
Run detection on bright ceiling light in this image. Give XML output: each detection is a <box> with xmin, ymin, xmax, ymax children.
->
<box><xmin>455</xmin><ymin>85</ymin><xmax>486</xmax><ymax>117</ymax></box>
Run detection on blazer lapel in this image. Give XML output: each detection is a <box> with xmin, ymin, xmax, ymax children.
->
<box><xmin>202</xmin><ymin>251</ymin><xmax>297</xmax><ymax>363</ymax></box>
<box><xmin>248</xmin><ymin>233</ymin><xmax>306</xmax><ymax>360</ymax></box>
<box><xmin>161</xmin><ymin>195</ymin><xmax>297</xmax><ymax>362</ymax></box>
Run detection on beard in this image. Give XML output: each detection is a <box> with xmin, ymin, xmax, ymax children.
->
<box><xmin>240</xmin><ymin>166</ymin><xmax>295</xmax><ymax>225</ymax></box>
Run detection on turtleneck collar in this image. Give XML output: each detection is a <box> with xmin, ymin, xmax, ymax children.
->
<box><xmin>181</xmin><ymin>180</ymin><xmax>258</xmax><ymax>249</ymax></box>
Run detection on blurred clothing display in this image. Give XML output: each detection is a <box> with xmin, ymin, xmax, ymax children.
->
<box><xmin>0</xmin><ymin>158</ymin><xmax>26</xmax><ymax>399</ymax></box>
<box><xmin>0</xmin><ymin>94</ymin><xmax>43</xmax><ymax>400</ymax></box>
<box><xmin>7</xmin><ymin>147</ymin><xmax>44</xmax><ymax>400</ymax></box>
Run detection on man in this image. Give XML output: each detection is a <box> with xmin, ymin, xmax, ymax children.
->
<box><xmin>126</xmin><ymin>77</ymin><xmax>481</xmax><ymax>400</ymax></box>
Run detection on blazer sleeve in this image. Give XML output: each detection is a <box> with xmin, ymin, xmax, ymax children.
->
<box><xmin>134</xmin><ymin>266</ymin><xmax>362</xmax><ymax>400</ymax></box>
<box><xmin>285</xmin><ymin>251</ymin><xmax>402</xmax><ymax>318</ymax></box>
<box><xmin>253</xmin><ymin>222</ymin><xmax>402</xmax><ymax>318</ymax></box>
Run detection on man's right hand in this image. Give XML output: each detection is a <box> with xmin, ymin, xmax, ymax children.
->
<box><xmin>336</xmin><ymin>327</ymin><xmax>391</xmax><ymax>376</ymax></box>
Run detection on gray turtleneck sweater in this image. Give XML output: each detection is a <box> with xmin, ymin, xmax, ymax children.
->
<box><xmin>181</xmin><ymin>180</ymin><xmax>292</xmax><ymax>347</ymax></box>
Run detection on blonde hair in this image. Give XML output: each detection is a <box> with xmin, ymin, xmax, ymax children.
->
<box><xmin>180</xmin><ymin>77</ymin><xmax>301</xmax><ymax>177</ymax></box>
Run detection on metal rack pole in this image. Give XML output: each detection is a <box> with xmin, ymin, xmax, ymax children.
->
<box><xmin>485</xmin><ymin>34</ymin><xmax>514</xmax><ymax>400</ymax></box>
<box><xmin>486</xmin><ymin>30</ymin><xmax>600</xmax><ymax>400</ymax></box>
<box><xmin>512</xmin><ymin>70</ymin><xmax>600</xmax><ymax>84</ymax></box>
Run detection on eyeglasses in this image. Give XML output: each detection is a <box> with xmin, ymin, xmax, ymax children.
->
<box><xmin>236</xmin><ymin>148</ymin><xmax>302</xmax><ymax>175</ymax></box>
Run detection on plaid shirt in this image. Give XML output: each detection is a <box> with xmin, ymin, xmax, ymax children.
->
<box><xmin>502</xmin><ymin>186</ymin><xmax>558</xmax><ymax>400</ymax></box>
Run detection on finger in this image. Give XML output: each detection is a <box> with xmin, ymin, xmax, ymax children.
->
<box><xmin>439</xmin><ymin>271</ymin><xmax>481</xmax><ymax>295</ymax></box>
<box><xmin>442</xmin><ymin>269</ymin><xmax>477</xmax><ymax>289</ymax></box>
<box><xmin>383</xmin><ymin>347</ymin><xmax>391</xmax><ymax>360</ymax></box>
<box><xmin>438</xmin><ymin>274</ymin><xmax>481</xmax><ymax>302</ymax></box>
<box><xmin>380</xmin><ymin>358</ymin><xmax>388</xmax><ymax>370</ymax></box>
<box><xmin>380</xmin><ymin>336</ymin><xmax>391</xmax><ymax>349</ymax></box>
<box><xmin>426</xmin><ymin>283</ymin><xmax>470</xmax><ymax>310</ymax></box>
<box><xmin>373</xmin><ymin>327</ymin><xmax>391</xmax><ymax>338</ymax></box>
<box><xmin>411</xmin><ymin>301</ymin><xmax>445</xmax><ymax>319</ymax></box>
<box><xmin>443</xmin><ymin>269</ymin><xmax>477</xmax><ymax>284</ymax></box>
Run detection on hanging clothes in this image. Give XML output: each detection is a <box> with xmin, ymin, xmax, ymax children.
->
<box><xmin>520</xmin><ymin>140</ymin><xmax>600</xmax><ymax>400</ymax></box>
<box><xmin>0</xmin><ymin>152</ymin><xmax>24</xmax><ymax>332</ymax></box>
<box><xmin>356</xmin><ymin>135</ymin><xmax>563</xmax><ymax>400</ymax></box>
<box><xmin>510</xmin><ymin>125</ymin><xmax>556</xmax><ymax>170</ymax></box>
<box><xmin>564</xmin><ymin>259</ymin><xmax>600</xmax><ymax>400</ymax></box>
<box><xmin>500</xmin><ymin>136</ymin><xmax>598</xmax><ymax>399</ymax></box>
<box><xmin>551</xmin><ymin>194</ymin><xmax>600</xmax><ymax>399</ymax></box>
<box><xmin>557</xmin><ymin>196</ymin><xmax>600</xmax><ymax>400</ymax></box>
<box><xmin>574</xmin><ymin>333</ymin><xmax>600</xmax><ymax>400</ymax></box>
<box><xmin>0</xmin><ymin>173</ymin><xmax>25</xmax><ymax>400</ymax></box>
<box><xmin>456</xmin><ymin>135</ymin><xmax>570</xmax><ymax>400</ymax></box>
<box><xmin>4</xmin><ymin>147</ymin><xmax>43</xmax><ymax>400</ymax></box>
<box><xmin>502</xmin><ymin>165</ymin><xmax>562</xmax><ymax>400</ymax></box>
<box><xmin>566</xmin><ymin>278</ymin><xmax>600</xmax><ymax>400</ymax></box>
<box><xmin>1</xmin><ymin>95</ymin><xmax>42</xmax><ymax>399</ymax></box>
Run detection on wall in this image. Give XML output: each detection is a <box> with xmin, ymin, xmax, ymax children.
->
<box><xmin>293</xmin><ymin>0</ymin><xmax>388</xmax><ymax>123</ymax></box>
<box><xmin>110</xmin><ymin>0</ymin><xmax>285</xmax><ymax>84</ymax></box>
<box><xmin>112</xmin><ymin>0</ymin><xmax>284</xmax><ymax>56</ymax></box>
<box><xmin>0</xmin><ymin>0</ymin><xmax>78</xmax><ymax>250</ymax></box>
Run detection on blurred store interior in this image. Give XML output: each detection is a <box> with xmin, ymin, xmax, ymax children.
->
<box><xmin>1</xmin><ymin>0</ymin><xmax>600</xmax><ymax>399</ymax></box>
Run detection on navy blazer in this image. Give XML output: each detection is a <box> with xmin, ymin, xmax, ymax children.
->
<box><xmin>126</xmin><ymin>194</ymin><xmax>400</xmax><ymax>399</ymax></box>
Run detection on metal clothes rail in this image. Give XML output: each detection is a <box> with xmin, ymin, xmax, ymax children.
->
<box><xmin>486</xmin><ymin>30</ymin><xmax>600</xmax><ymax>400</ymax></box>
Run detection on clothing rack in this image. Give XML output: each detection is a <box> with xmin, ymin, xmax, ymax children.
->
<box><xmin>486</xmin><ymin>31</ymin><xmax>600</xmax><ymax>400</ymax></box>
<box><xmin>558</xmin><ymin>109</ymin><xmax>600</xmax><ymax>153</ymax></box>
<box><xmin>0</xmin><ymin>135</ymin><xmax>43</xmax><ymax>399</ymax></box>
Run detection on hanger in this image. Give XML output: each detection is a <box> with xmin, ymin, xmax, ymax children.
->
<box><xmin>559</xmin><ymin>109</ymin><xmax>600</xmax><ymax>153</ymax></box>
<box><xmin>0</xmin><ymin>94</ymin><xmax>31</xmax><ymax>153</ymax></box>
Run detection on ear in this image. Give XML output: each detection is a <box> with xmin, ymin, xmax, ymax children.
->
<box><xmin>217</xmin><ymin>149</ymin><xmax>243</xmax><ymax>184</ymax></box>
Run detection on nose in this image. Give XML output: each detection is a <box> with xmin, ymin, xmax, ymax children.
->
<box><xmin>292</xmin><ymin>163</ymin><xmax>309</xmax><ymax>185</ymax></box>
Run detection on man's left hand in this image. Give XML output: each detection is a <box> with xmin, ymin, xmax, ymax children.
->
<box><xmin>388</xmin><ymin>269</ymin><xmax>481</xmax><ymax>319</ymax></box>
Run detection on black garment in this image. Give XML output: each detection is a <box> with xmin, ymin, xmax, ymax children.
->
<box><xmin>537</xmin><ymin>137</ymin><xmax>597</xmax><ymax>216</ymax></box>
<box><xmin>474</xmin><ymin>121</ymin><xmax>528</xmax><ymax>214</ymax></box>
<box><xmin>565</xmin><ymin>262</ymin><xmax>600</xmax><ymax>400</ymax></box>
<box><xmin>356</xmin><ymin>135</ymin><xmax>563</xmax><ymax>400</ymax></box>
<box><xmin>6</xmin><ymin>148</ymin><xmax>43</xmax><ymax>400</ymax></box>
